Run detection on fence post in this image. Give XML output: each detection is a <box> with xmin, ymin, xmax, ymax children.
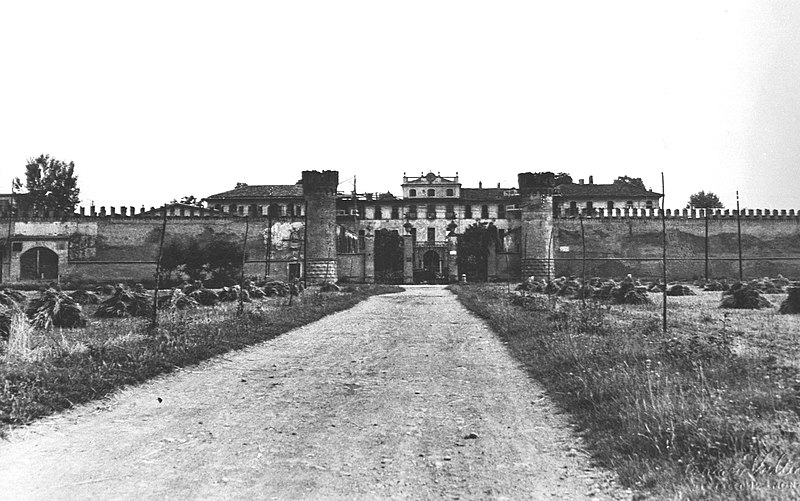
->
<box><xmin>151</xmin><ymin>205</ymin><xmax>168</xmax><ymax>329</ymax></box>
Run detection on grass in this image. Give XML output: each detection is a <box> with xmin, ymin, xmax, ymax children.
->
<box><xmin>0</xmin><ymin>284</ymin><xmax>402</xmax><ymax>437</ymax></box>
<box><xmin>452</xmin><ymin>284</ymin><xmax>800</xmax><ymax>500</ymax></box>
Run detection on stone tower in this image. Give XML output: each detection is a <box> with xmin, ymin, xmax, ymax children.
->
<box><xmin>518</xmin><ymin>172</ymin><xmax>557</xmax><ymax>280</ymax></box>
<box><xmin>302</xmin><ymin>170</ymin><xmax>339</xmax><ymax>283</ymax></box>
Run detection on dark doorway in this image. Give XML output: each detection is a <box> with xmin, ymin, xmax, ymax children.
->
<box><xmin>374</xmin><ymin>229</ymin><xmax>403</xmax><ymax>284</ymax></box>
<box><xmin>20</xmin><ymin>246</ymin><xmax>59</xmax><ymax>280</ymax></box>
<box><xmin>288</xmin><ymin>262</ymin><xmax>301</xmax><ymax>279</ymax></box>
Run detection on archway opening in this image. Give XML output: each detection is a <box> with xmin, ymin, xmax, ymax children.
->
<box><xmin>20</xmin><ymin>246</ymin><xmax>59</xmax><ymax>280</ymax></box>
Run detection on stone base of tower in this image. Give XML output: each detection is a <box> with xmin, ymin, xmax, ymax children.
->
<box><xmin>521</xmin><ymin>258</ymin><xmax>554</xmax><ymax>281</ymax></box>
<box><xmin>305</xmin><ymin>259</ymin><xmax>338</xmax><ymax>283</ymax></box>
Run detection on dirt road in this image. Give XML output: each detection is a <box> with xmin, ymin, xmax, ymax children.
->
<box><xmin>0</xmin><ymin>286</ymin><xmax>628</xmax><ymax>500</ymax></box>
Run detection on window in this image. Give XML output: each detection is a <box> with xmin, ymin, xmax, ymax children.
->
<box><xmin>409</xmin><ymin>189</ymin><xmax>417</xmax><ymax>197</ymax></box>
<box><xmin>646</xmin><ymin>200</ymin><xmax>654</xmax><ymax>209</ymax></box>
<box><xmin>427</xmin><ymin>189</ymin><xmax>435</xmax><ymax>197</ymax></box>
<box><xmin>498</xmin><ymin>229</ymin><xmax>506</xmax><ymax>241</ymax></box>
<box><xmin>391</xmin><ymin>206</ymin><xmax>399</xmax><ymax>219</ymax></box>
<box><xmin>426</xmin><ymin>204</ymin><xmax>436</xmax><ymax>219</ymax></box>
<box><xmin>585</xmin><ymin>201</ymin><xmax>593</xmax><ymax>215</ymax></box>
<box><xmin>288</xmin><ymin>262</ymin><xmax>301</xmax><ymax>279</ymax></box>
<box><xmin>267</xmin><ymin>204</ymin><xmax>281</xmax><ymax>217</ymax></box>
<box><xmin>408</xmin><ymin>205</ymin><xmax>417</xmax><ymax>219</ymax></box>
<box><xmin>214</xmin><ymin>204</ymin><xmax>222</xmax><ymax>212</ymax></box>
<box><xmin>229</xmin><ymin>204</ymin><xmax>237</xmax><ymax>213</ymax></box>
<box><xmin>481</xmin><ymin>205</ymin><xmax>489</xmax><ymax>219</ymax></box>
<box><xmin>626</xmin><ymin>201</ymin><xmax>634</xmax><ymax>209</ymax></box>
<box><xmin>427</xmin><ymin>228</ymin><xmax>436</xmax><ymax>242</ymax></box>
<box><xmin>409</xmin><ymin>228</ymin><xmax>416</xmax><ymax>242</ymax></box>
<box><xmin>464</xmin><ymin>204</ymin><xmax>472</xmax><ymax>219</ymax></box>
<box><xmin>445</xmin><ymin>204</ymin><xmax>455</xmax><ymax>219</ymax></box>
<box><xmin>374</xmin><ymin>205</ymin><xmax>382</xmax><ymax>219</ymax></box>
<box><xmin>446</xmin><ymin>188</ymin><xmax>454</xmax><ymax>196</ymax></box>
<box><xmin>569</xmin><ymin>201</ymin><xmax>577</xmax><ymax>214</ymax></box>
<box><xmin>498</xmin><ymin>205</ymin><xmax>506</xmax><ymax>219</ymax></box>
<box><xmin>238</xmin><ymin>206</ymin><xmax>244</xmax><ymax>215</ymax></box>
<box><xmin>607</xmin><ymin>201</ymin><xmax>614</xmax><ymax>212</ymax></box>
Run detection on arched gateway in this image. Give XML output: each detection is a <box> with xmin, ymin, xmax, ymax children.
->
<box><xmin>20</xmin><ymin>246</ymin><xmax>59</xmax><ymax>280</ymax></box>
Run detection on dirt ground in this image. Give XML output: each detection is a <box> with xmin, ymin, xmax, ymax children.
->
<box><xmin>0</xmin><ymin>286</ymin><xmax>630</xmax><ymax>500</ymax></box>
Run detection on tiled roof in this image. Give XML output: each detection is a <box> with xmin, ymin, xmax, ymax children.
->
<box><xmin>461</xmin><ymin>188</ymin><xmax>518</xmax><ymax>202</ymax></box>
<box><xmin>205</xmin><ymin>184</ymin><xmax>303</xmax><ymax>200</ymax></box>
<box><xmin>558</xmin><ymin>183</ymin><xmax>661</xmax><ymax>198</ymax></box>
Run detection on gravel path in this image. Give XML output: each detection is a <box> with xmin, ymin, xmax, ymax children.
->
<box><xmin>0</xmin><ymin>286</ymin><xmax>628</xmax><ymax>500</ymax></box>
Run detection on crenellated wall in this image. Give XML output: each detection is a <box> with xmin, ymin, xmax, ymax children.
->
<box><xmin>553</xmin><ymin>210</ymin><xmax>800</xmax><ymax>280</ymax></box>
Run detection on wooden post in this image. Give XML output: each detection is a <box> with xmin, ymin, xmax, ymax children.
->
<box><xmin>704</xmin><ymin>208</ymin><xmax>709</xmax><ymax>281</ymax></box>
<box><xmin>151</xmin><ymin>205</ymin><xmax>168</xmax><ymax>329</ymax></box>
<box><xmin>661</xmin><ymin>173</ymin><xmax>667</xmax><ymax>334</ymax></box>
<box><xmin>238</xmin><ymin>216</ymin><xmax>250</xmax><ymax>316</ymax></box>
<box><xmin>579</xmin><ymin>210</ymin><xmax>586</xmax><ymax>306</ymax></box>
<box><xmin>736</xmin><ymin>191</ymin><xmax>743</xmax><ymax>281</ymax></box>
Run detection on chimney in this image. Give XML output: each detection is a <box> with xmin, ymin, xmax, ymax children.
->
<box><xmin>589</xmin><ymin>176</ymin><xmax>594</xmax><ymax>184</ymax></box>
<box><xmin>479</xmin><ymin>181</ymin><xmax>482</xmax><ymax>189</ymax></box>
<box><xmin>497</xmin><ymin>183</ymin><xmax>500</xmax><ymax>188</ymax></box>
<box><xmin>579</xmin><ymin>179</ymin><xmax>584</xmax><ymax>185</ymax></box>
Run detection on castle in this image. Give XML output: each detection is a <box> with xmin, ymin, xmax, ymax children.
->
<box><xmin>1</xmin><ymin>171</ymin><xmax>798</xmax><ymax>285</ymax></box>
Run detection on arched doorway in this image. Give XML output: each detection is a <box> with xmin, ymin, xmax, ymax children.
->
<box><xmin>420</xmin><ymin>250</ymin><xmax>441</xmax><ymax>283</ymax></box>
<box><xmin>20</xmin><ymin>247</ymin><xmax>59</xmax><ymax>280</ymax></box>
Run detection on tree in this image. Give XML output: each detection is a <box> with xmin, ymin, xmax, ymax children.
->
<box><xmin>456</xmin><ymin>223</ymin><xmax>500</xmax><ymax>282</ymax></box>
<box><xmin>13</xmin><ymin>154</ymin><xmax>80</xmax><ymax>214</ymax></box>
<box><xmin>687</xmin><ymin>191</ymin><xmax>724</xmax><ymax>209</ymax></box>
<box><xmin>614</xmin><ymin>176</ymin><xmax>646</xmax><ymax>190</ymax></box>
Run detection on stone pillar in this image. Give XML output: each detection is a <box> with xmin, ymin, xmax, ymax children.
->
<box><xmin>301</xmin><ymin>170</ymin><xmax>339</xmax><ymax>283</ymax></box>
<box><xmin>402</xmin><ymin>234</ymin><xmax>414</xmax><ymax>284</ymax></box>
<box><xmin>363</xmin><ymin>231</ymin><xmax>375</xmax><ymax>283</ymax></box>
<box><xmin>447</xmin><ymin>235</ymin><xmax>459</xmax><ymax>283</ymax></box>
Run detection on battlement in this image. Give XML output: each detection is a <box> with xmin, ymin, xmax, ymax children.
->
<box><xmin>302</xmin><ymin>170</ymin><xmax>339</xmax><ymax>194</ymax></box>
<box><xmin>0</xmin><ymin>204</ymin><xmax>305</xmax><ymax>221</ymax></box>
<box><xmin>556</xmin><ymin>207</ymin><xmax>800</xmax><ymax>220</ymax></box>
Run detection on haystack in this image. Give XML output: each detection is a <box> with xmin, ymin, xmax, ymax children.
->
<box><xmin>95</xmin><ymin>285</ymin><xmax>152</xmax><ymax>318</ymax></box>
<box><xmin>779</xmin><ymin>284</ymin><xmax>800</xmax><ymax>315</ymax></box>
<box><xmin>666</xmin><ymin>284</ymin><xmax>696</xmax><ymax>296</ymax></box>
<box><xmin>0</xmin><ymin>305</ymin><xmax>18</xmax><ymax>340</ymax></box>
<box><xmin>26</xmin><ymin>288</ymin><xmax>87</xmax><ymax>329</ymax></box>
<box><xmin>720</xmin><ymin>282</ymin><xmax>773</xmax><ymax>309</ymax></box>
<box><xmin>320</xmin><ymin>282</ymin><xmax>341</xmax><ymax>293</ymax></box>
<box><xmin>611</xmin><ymin>276</ymin><xmax>652</xmax><ymax>305</ymax></box>
<box><xmin>188</xmin><ymin>288</ymin><xmax>218</xmax><ymax>306</ymax></box>
<box><xmin>703</xmin><ymin>280</ymin><xmax>729</xmax><ymax>292</ymax></box>
<box><xmin>158</xmin><ymin>288</ymin><xmax>199</xmax><ymax>310</ymax></box>
<box><xmin>243</xmin><ymin>280</ymin><xmax>266</xmax><ymax>299</ymax></box>
<box><xmin>749</xmin><ymin>278</ymin><xmax>783</xmax><ymax>294</ymax></box>
<box><xmin>70</xmin><ymin>289</ymin><xmax>101</xmax><ymax>305</ymax></box>
<box><xmin>516</xmin><ymin>277</ymin><xmax>546</xmax><ymax>293</ymax></box>
<box><xmin>219</xmin><ymin>285</ymin><xmax>250</xmax><ymax>302</ymax></box>
<box><xmin>263</xmin><ymin>281</ymin><xmax>291</xmax><ymax>297</ymax></box>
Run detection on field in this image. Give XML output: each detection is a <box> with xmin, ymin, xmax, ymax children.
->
<box><xmin>452</xmin><ymin>284</ymin><xmax>800</xmax><ymax>500</ymax></box>
<box><xmin>0</xmin><ymin>284</ymin><xmax>402</xmax><ymax>437</ymax></box>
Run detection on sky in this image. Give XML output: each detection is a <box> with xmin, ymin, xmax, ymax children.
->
<box><xmin>2</xmin><ymin>1</ymin><xmax>799</xmax><ymax>211</ymax></box>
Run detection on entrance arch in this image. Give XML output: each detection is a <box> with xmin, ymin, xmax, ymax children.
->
<box><xmin>423</xmin><ymin>250</ymin><xmax>441</xmax><ymax>274</ymax></box>
<box><xmin>20</xmin><ymin>246</ymin><xmax>59</xmax><ymax>280</ymax></box>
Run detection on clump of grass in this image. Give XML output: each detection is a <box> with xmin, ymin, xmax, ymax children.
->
<box><xmin>95</xmin><ymin>285</ymin><xmax>152</xmax><ymax>318</ymax></box>
<box><xmin>452</xmin><ymin>284</ymin><xmax>800</xmax><ymax>499</ymax></box>
<box><xmin>25</xmin><ymin>289</ymin><xmax>87</xmax><ymax>329</ymax></box>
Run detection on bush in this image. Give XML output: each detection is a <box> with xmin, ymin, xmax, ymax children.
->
<box><xmin>25</xmin><ymin>289</ymin><xmax>87</xmax><ymax>329</ymax></box>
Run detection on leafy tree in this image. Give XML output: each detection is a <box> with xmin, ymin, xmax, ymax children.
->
<box><xmin>374</xmin><ymin>229</ymin><xmax>404</xmax><ymax>283</ymax></box>
<box><xmin>13</xmin><ymin>154</ymin><xmax>80</xmax><ymax>213</ymax></box>
<box><xmin>456</xmin><ymin>223</ymin><xmax>499</xmax><ymax>282</ymax></box>
<box><xmin>687</xmin><ymin>191</ymin><xmax>724</xmax><ymax>209</ymax></box>
<box><xmin>614</xmin><ymin>176</ymin><xmax>646</xmax><ymax>190</ymax></box>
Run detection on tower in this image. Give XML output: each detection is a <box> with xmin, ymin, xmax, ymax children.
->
<box><xmin>302</xmin><ymin>170</ymin><xmax>339</xmax><ymax>282</ymax></box>
<box><xmin>518</xmin><ymin>172</ymin><xmax>557</xmax><ymax>280</ymax></box>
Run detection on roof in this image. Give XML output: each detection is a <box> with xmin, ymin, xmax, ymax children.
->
<box><xmin>461</xmin><ymin>188</ymin><xmax>518</xmax><ymax>202</ymax></box>
<box><xmin>558</xmin><ymin>182</ymin><xmax>661</xmax><ymax>198</ymax></box>
<box><xmin>205</xmin><ymin>184</ymin><xmax>304</xmax><ymax>200</ymax></box>
<box><xmin>137</xmin><ymin>202</ymin><xmax>228</xmax><ymax>216</ymax></box>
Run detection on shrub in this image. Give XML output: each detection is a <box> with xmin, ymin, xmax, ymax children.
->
<box><xmin>25</xmin><ymin>289</ymin><xmax>87</xmax><ymax>329</ymax></box>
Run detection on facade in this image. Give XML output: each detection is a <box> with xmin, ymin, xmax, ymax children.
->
<box><xmin>1</xmin><ymin>170</ymin><xmax>798</xmax><ymax>285</ymax></box>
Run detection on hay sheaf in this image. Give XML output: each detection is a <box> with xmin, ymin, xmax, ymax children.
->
<box><xmin>779</xmin><ymin>285</ymin><xmax>800</xmax><ymax>315</ymax></box>
<box><xmin>70</xmin><ymin>289</ymin><xmax>101</xmax><ymax>305</ymax></box>
<box><xmin>720</xmin><ymin>282</ymin><xmax>773</xmax><ymax>310</ymax></box>
<box><xmin>95</xmin><ymin>285</ymin><xmax>153</xmax><ymax>318</ymax></box>
<box><xmin>612</xmin><ymin>276</ymin><xmax>652</xmax><ymax>305</ymax></box>
<box><xmin>219</xmin><ymin>286</ymin><xmax>250</xmax><ymax>302</ymax></box>
<box><xmin>0</xmin><ymin>304</ymin><xmax>22</xmax><ymax>340</ymax></box>
<box><xmin>1</xmin><ymin>289</ymin><xmax>27</xmax><ymax>306</ymax></box>
<box><xmin>666</xmin><ymin>284</ymin><xmax>696</xmax><ymax>297</ymax></box>
<box><xmin>158</xmin><ymin>289</ymin><xmax>199</xmax><ymax>310</ymax></box>
<box><xmin>25</xmin><ymin>288</ymin><xmax>87</xmax><ymax>329</ymax></box>
<box><xmin>188</xmin><ymin>288</ymin><xmax>219</xmax><ymax>306</ymax></box>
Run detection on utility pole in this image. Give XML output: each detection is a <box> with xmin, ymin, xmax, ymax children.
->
<box><xmin>661</xmin><ymin>173</ymin><xmax>667</xmax><ymax>334</ymax></box>
<box><xmin>736</xmin><ymin>191</ymin><xmax>743</xmax><ymax>281</ymax></box>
